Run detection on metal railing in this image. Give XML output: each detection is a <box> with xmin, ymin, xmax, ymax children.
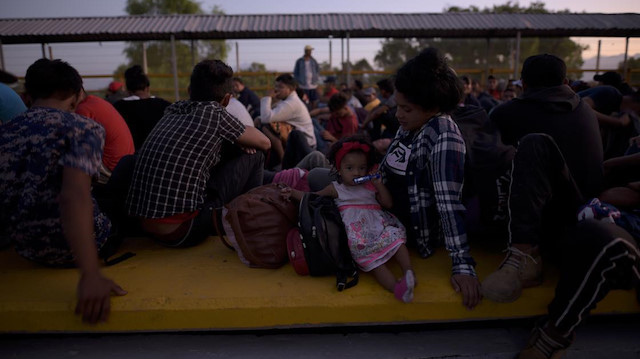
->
<box><xmin>84</xmin><ymin>68</ymin><xmax>640</xmax><ymax>99</ymax></box>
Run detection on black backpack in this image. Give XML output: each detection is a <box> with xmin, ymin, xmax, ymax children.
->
<box><xmin>295</xmin><ymin>193</ymin><xmax>359</xmax><ymax>291</ymax></box>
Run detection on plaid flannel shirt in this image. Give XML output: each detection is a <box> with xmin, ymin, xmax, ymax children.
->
<box><xmin>126</xmin><ymin>100</ymin><xmax>245</xmax><ymax>219</ymax></box>
<box><xmin>381</xmin><ymin>114</ymin><xmax>476</xmax><ymax>277</ymax></box>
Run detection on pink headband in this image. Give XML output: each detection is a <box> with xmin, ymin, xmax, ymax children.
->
<box><xmin>335</xmin><ymin>142</ymin><xmax>370</xmax><ymax>169</ymax></box>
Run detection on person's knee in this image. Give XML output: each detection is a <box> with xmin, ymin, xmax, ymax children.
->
<box><xmin>308</xmin><ymin>167</ymin><xmax>334</xmax><ymax>191</ymax></box>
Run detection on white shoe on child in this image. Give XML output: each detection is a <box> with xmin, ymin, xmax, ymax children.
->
<box><xmin>394</xmin><ymin>270</ymin><xmax>415</xmax><ymax>303</ymax></box>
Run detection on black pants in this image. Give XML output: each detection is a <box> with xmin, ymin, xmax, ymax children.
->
<box><xmin>155</xmin><ymin>150</ymin><xmax>265</xmax><ymax>248</ymax></box>
<box><xmin>508</xmin><ymin>134</ymin><xmax>640</xmax><ymax>334</ymax></box>
<box><xmin>282</xmin><ymin>130</ymin><xmax>313</xmax><ymax>170</ymax></box>
<box><xmin>549</xmin><ymin>219</ymin><xmax>639</xmax><ymax>334</ymax></box>
<box><xmin>93</xmin><ymin>154</ymin><xmax>139</xmax><ymax>237</ymax></box>
<box><xmin>508</xmin><ymin>133</ymin><xmax>584</xmax><ymax>246</ymax></box>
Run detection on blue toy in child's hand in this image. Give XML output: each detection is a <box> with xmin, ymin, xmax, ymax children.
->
<box><xmin>353</xmin><ymin>173</ymin><xmax>381</xmax><ymax>184</ymax></box>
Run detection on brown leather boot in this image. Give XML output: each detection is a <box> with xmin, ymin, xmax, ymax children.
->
<box><xmin>482</xmin><ymin>246</ymin><xmax>542</xmax><ymax>303</ymax></box>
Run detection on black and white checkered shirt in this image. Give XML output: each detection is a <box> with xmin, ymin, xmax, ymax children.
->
<box><xmin>126</xmin><ymin>100</ymin><xmax>245</xmax><ymax>218</ymax></box>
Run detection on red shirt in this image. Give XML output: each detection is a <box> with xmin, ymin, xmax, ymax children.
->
<box><xmin>326</xmin><ymin>111</ymin><xmax>358</xmax><ymax>140</ymax></box>
<box><xmin>324</xmin><ymin>87</ymin><xmax>339</xmax><ymax>98</ymax></box>
<box><xmin>76</xmin><ymin>95</ymin><xmax>135</xmax><ymax>171</ymax></box>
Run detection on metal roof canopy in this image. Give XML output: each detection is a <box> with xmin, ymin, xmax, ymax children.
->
<box><xmin>1</xmin><ymin>13</ymin><xmax>639</xmax><ymax>44</ymax></box>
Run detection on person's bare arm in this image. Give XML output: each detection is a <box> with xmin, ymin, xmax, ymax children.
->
<box><xmin>583</xmin><ymin>97</ymin><xmax>631</xmax><ymax>127</ymax></box>
<box><xmin>372</xmin><ymin>175</ymin><xmax>393</xmax><ymax>209</ymax></box>
<box><xmin>604</xmin><ymin>152</ymin><xmax>640</xmax><ymax>173</ymax></box>
<box><xmin>59</xmin><ymin>167</ymin><xmax>126</xmax><ymax>324</ymax></box>
<box><xmin>360</xmin><ymin>105</ymin><xmax>389</xmax><ymax>128</ymax></box>
<box><xmin>281</xmin><ymin>183</ymin><xmax>337</xmax><ymax>203</ymax></box>
<box><xmin>309</xmin><ymin>107</ymin><xmax>330</xmax><ymax>117</ymax></box>
<box><xmin>236</xmin><ymin>126</ymin><xmax>272</xmax><ymax>152</ymax></box>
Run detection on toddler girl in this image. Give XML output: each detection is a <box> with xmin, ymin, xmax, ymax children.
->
<box><xmin>283</xmin><ymin>136</ymin><xmax>415</xmax><ymax>302</ymax></box>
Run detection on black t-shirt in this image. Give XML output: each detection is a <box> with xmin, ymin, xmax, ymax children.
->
<box><xmin>237</xmin><ymin>87</ymin><xmax>261</xmax><ymax>118</ymax></box>
<box><xmin>114</xmin><ymin>97</ymin><xmax>171</xmax><ymax>150</ymax></box>
<box><xmin>385</xmin><ymin>135</ymin><xmax>412</xmax><ymax>231</ymax></box>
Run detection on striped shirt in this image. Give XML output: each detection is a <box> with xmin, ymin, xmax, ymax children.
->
<box><xmin>126</xmin><ymin>100</ymin><xmax>245</xmax><ymax>218</ymax></box>
<box><xmin>380</xmin><ymin>114</ymin><xmax>476</xmax><ymax>277</ymax></box>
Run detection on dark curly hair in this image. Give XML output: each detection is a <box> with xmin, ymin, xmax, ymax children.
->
<box><xmin>326</xmin><ymin>134</ymin><xmax>379</xmax><ymax>181</ymax></box>
<box><xmin>394</xmin><ymin>48</ymin><xmax>463</xmax><ymax>114</ymax></box>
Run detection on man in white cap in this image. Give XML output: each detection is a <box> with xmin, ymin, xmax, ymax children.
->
<box><xmin>293</xmin><ymin>45</ymin><xmax>320</xmax><ymax>108</ymax></box>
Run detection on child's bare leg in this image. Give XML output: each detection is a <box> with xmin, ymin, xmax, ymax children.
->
<box><xmin>394</xmin><ymin>244</ymin><xmax>413</xmax><ymax>273</ymax></box>
<box><xmin>394</xmin><ymin>244</ymin><xmax>417</xmax><ymax>287</ymax></box>
<box><xmin>371</xmin><ymin>265</ymin><xmax>397</xmax><ymax>292</ymax></box>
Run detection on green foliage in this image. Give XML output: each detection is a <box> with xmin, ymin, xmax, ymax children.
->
<box><xmin>114</xmin><ymin>0</ymin><xmax>228</xmax><ymax>99</ymax></box>
<box><xmin>618</xmin><ymin>56</ymin><xmax>640</xmax><ymax>85</ymax></box>
<box><xmin>125</xmin><ymin>0</ymin><xmax>202</xmax><ymax>15</ymax></box>
<box><xmin>236</xmin><ymin>62</ymin><xmax>274</xmax><ymax>96</ymax></box>
<box><xmin>376</xmin><ymin>1</ymin><xmax>585</xmax><ymax>82</ymax></box>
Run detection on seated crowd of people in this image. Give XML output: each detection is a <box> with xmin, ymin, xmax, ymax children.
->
<box><xmin>1</xmin><ymin>47</ymin><xmax>640</xmax><ymax>359</ymax></box>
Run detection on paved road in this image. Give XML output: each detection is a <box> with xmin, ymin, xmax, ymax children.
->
<box><xmin>2</xmin><ymin>317</ymin><xmax>639</xmax><ymax>358</ymax></box>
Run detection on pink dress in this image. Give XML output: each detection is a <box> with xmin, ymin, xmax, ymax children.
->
<box><xmin>333</xmin><ymin>181</ymin><xmax>406</xmax><ymax>272</ymax></box>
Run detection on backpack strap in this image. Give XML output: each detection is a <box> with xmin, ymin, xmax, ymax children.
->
<box><xmin>336</xmin><ymin>270</ymin><xmax>359</xmax><ymax>291</ymax></box>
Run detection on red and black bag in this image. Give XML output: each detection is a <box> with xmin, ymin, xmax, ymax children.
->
<box><xmin>287</xmin><ymin>193</ymin><xmax>358</xmax><ymax>291</ymax></box>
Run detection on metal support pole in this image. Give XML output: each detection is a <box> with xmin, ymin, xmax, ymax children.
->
<box><xmin>170</xmin><ymin>35</ymin><xmax>179</xmax><ymax>101</ymax></box>
<box><xmin>41</xmin><ymin>43</ymin><xmax>46</xmax><ymax>58</ymax></box>
<box><xmin>595</xmin><ymin>40</ymin><xmax>602</xmax><ymax>75</ymax></box>
<box><xmin>142</xmin><ymin>42</ymin><xmax>148</xmax><ymax>74</ymax></box>
<box><xmin>191</xmin><ymin>39</ymin><xmax>196</xmax><ymax>68</ymax></box>
<box><xmin>513</xmin><ymin>31</ymin><xmax>521</xmax><ymax>80</ymax></box>
<box><xmin>341</xmin><ymin>37</ymin><xmax>344</xmax><ymax>78</ymax></box>
<box><xmin>236</xmin><ymin>42</ymin><xmax>240</xmax><ymax>72</ymax></box>
<box><xmin>485</xmin><ymin>37</ymin><xmax>491</xmax><ymax>83</ymax></box>
<box><xmin>329</xmin><ymin>35</ymin><xmax>332</xmax><ymax>69</ymax></box>
<box><xmin>346</xmin><ymin>32</ymin><xmax>351</xmax><ymax>86</ymax></box>
<box><xmin>0</xmin><ymin>39</ymin><xmax>4</xmax><ymax>71</ymax></box>
<box><xmin>48</xmin><ymin>46</ymin><xmax>53</xmax><ymax>60</ymax></box>
<box><xmin>623</xmin><ymin>37</ymin><xmax>630</xmax><ymax>80</ymax></box>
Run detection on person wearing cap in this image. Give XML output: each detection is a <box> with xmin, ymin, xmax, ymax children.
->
<box><xmin>362</xmin><ymin>87</ymin><xmax>381</xmax><ymax>112</ymax></box>
<box><xmin>482</xmin><ymin>54</ymin><xmax>640</xmax><ymax>358</ymax></box>
<box><xmin>105</xmin><ymin>81</ymin><xmax>127</xmax><ymax>104</ymax></box>
<box><xmin>293</xmin><ymin>45</ymin><xmax>320</xmax><ymax>108</ymax></box>
<box><xmin>319</xmin><ymin>75</ymin><xmax>339</xmax><ymax>104</ymax></box>
<box><xmin>594</xmin><ymin>71</ymin><xmax>633</xmax><ymax>95</ymax></box>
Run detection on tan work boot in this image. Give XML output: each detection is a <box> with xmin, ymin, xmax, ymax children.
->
<box><xmin>517</xmin><ymin>323</ymin><xmax>574</xmax><ymax>359</ymax></box>
<box><xmin>482</xmin><ymin>246</ymin><xmax>542</xmax><ymax>303</ymax></box>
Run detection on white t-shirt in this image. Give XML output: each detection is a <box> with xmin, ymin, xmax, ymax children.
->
<box><xmin>226</xmin><ymin>97</ymin><xmax>254</xmax><ymax>127</ymax></box>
